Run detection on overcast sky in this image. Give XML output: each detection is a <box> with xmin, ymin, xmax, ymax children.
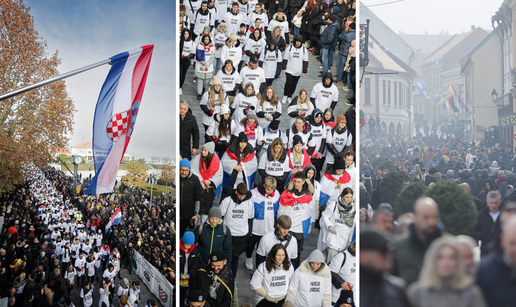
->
<box><xmin>25</xmin><ymin>0</ymin><xmax>175</xmax><ymax>161</ymax></box>
<box><xmin>362</xmin><ymin>0</ymin><xmax>503</xmax><ymax>35</ymax></box>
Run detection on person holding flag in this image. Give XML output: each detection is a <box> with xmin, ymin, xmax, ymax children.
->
<box><xmin>105</xmin><ymin>207</ymin><xmax>123</xmax><ymax>233</ymax></box>
<box><xmin>319</xmin><ymin>159</ymin><xmax>352</xmax><ymax>208</ymax></box>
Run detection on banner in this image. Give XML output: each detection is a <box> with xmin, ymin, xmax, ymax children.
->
<box><xmin>133</xmin><ymin>250</ymin><xmax>174</xmax><ymax>307</ymax></box>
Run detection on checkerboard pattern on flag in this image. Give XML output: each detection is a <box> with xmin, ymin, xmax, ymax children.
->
<box><xmin>86</xmin><ymin>46</ymin><xmax>154</xmax><ymax>195</ymax></box>
<box><xmin>105</xmin><ymin>207</ymin><xmax>122</xmax><ymax>233</ymax></box>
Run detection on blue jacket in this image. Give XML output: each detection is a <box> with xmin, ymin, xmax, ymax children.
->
<box><xmin>319</xmin><ymin>22</ymin><xmax>340</xmax><ymax>50</ymax></box>
<box><xmin>338</xmin><ymin>29</ymin><xmax>355</xmax><ymax>55</ymax></box>
<box><xmin>476</xmin><ymin>251</ymin><xmax>516</xmax><ymax>306</ymax></box>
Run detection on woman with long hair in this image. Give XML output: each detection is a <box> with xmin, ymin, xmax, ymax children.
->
<box><xmin>216</xmin><ymin>59</ymin><xmax>241</xmax><ymax>103</ymax></box>
<box><xmin>212</xmin><ymin>21</ymin><xmax>230</xmax><ymax>76</ymax></box>
<box><xmin>406</xmin><ymin>237</ymin><xmax>487</xmax><ymax>307</ymax></box>
<box><xmin>257</xmin><ymin>86</ymin><xmax>282</xmax><ymax>128</ymax></box>
<box><xmin>190</xmin><ymin>142</ymin><xmax>224</xmax><ymax>225</ymax></box>
<box><xmin>200</xmin><ymin>76</ymin><xmax>229</xmax><ymax>134</ymax></box>
<box><xmin>318</xmin><ymin>187</ymin><xmax>355</xmax><ymax>262</ymax></box>
<box><xmin>258</xmin><ymin>138</ymin><xmax>290</xmax><ymax>193</ymax></box>
<box><xmin>195</xmin><ymin>34</ymin><xmax>216</xmax><ymax>100</ymax></box>
<box><xmin>285</xmin><ymin>116</ymin><xmax>316</xmax><ymax>152</ymax></box>
<box><xmin>180</xmin><ymin>29</ymin><xmax>195</xmax><ymax>96</ymax></box>
<box><xmin>303</xmin><ymin>163</ymin><xmax>321</xmax><ymax>229</ymax></box>
<box><xmin>250</xmin><ymin>244</ymin><xmax>295</xmax><ymax>307</ymax></box>
<box><xmin>287</xmin><ymin>89</ymin><xmax>314</xmax><ymax>126</ymax></box>
<box><xmin>206</xmin><ymin>104</ymin><xmax>235</xmax><ymax>156</ymax></box>
<box><xmin>231</xmin><ymin>82</ymin><xmax>259</xmax><ymax>124</ymax></box>
<box><xmin>221</xmin><ymin>32</ymin><xmax>243</xmax><ymax>70</ymax></box>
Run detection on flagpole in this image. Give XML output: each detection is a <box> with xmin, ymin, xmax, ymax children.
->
<box><xmin>0</xmin><ymin>58</ymin><xmax>112</xmax><ymax>102</ymax></box>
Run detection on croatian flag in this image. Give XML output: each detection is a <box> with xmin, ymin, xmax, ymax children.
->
<box><xmin>86</xmin><ymin>46</ymin><xmax>154</xmax><ymax>195</ymax></box>
<box><xmin>319</xmin><ymin>172</ymin><xmax>351</xmax><ymax>207</ymax></box>
<box><xmin>106</xmin><ymin>207</ymin><xmax>123</xmax><ymax>233</ymax></box>
<box><xmin>415</xmin><ymin>80</ymin><xmax>428</xmax><ymax>99</ymax></box>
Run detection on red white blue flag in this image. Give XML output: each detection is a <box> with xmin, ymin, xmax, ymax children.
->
<box><xmin>106</xmin><ymin>207</ymin><xmax>123</xmax><ymax>232</ymax></box>
<box><xmin>86</xmin><ymin>46</ymin><xmax>154</xmax><ymax>194</ymax></box>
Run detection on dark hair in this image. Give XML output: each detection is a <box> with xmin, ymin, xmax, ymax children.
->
<box><xmin>236</xmin><ymin>183</ymin><xmax>248</xmax><ymax>195</ymax></box>
<box><xmin>276</xmin><ymin>215</ymin><xmax>291</xmax><ymax>229</ymax></box>
<box><xmin>341</xmin><ymin>187</ymin><xmax>353</xmax><ymax>198</ymax></box>
<box><xmin>265</xmin><ymin>244</ymin><xmax>290</xmax><ymax>273</ymax></box>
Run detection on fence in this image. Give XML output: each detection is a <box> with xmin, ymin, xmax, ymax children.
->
<box><xmin>133</xmin><ymin>250</ymin><xmax>174</xmax><ymax>307</ymax></box>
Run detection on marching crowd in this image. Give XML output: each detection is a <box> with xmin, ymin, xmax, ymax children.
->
<box><xmin>359</xmin><ymin>129</ymin><xmax>516</xmax><ymax>306</ymax></box>
<box><xmin>0</xmin><ymin>166</ymin><xmax>176</xmax><ymax>307</ymax></box>
<box><xmin>179</xmin><ymin>60</ymin><xmax>356</xmax><ymax>307</ymax></box>
<box><xmin>179</xmin><ymin>0</ymin><xmax>356</xmax><ymax>104</ymax></box>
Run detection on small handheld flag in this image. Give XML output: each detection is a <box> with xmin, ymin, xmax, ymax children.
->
<box><xmin>86</xmin><ymin>46</ymin><xmax>154</xmax><ymax>195</ymax></box>
<box><xmin>106</xmin><ymin>207</ymin><xmax>123</xmax><ymax>233</ymax></box>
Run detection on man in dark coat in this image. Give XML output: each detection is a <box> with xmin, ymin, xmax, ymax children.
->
<box><xmin>179</xmin><ymin>158</ymin><xmax>203</xmax><ymax>236</ymax></box>
<box><xmin>473</xmin><ymin>190</ymin><xmax>502</xmax><ymax>257</ymax></box>
<box><xmin>476</xmin><ymin>215</ymin><xmax>516</xmax><ymax>306</ymax></box>
<box><xmin>180</xmin><ymin>101</ymin><xmax>200</xmax><ymax>160</ymax></box>
<box><xmin>459</xmin><ymin>169</ymin><xmax>477</xmax><ymax>196</ymax></box>
<box><xmin>190</xmin><ymin>251</ymin><xmax>234</xmax><ymax>307</ymax></box>
<box><xmin>319</xmin><ymin>16</ymin><xmax>339</xmax><ymax>77</ymax></box>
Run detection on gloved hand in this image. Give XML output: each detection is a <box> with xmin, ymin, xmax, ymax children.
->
<box><xmin>328</xmin><ymin>225</ymin><xmax>336</xmax><ymax>234</ymax></box>
<box><xmin>265</xmin><ymin>114</ymin><xmax>273</xmax><ymax>121</ymax></box>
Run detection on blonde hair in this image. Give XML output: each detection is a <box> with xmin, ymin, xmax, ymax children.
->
<box><xmin>271</xmin><ymin>26</ymin><xmax>281</xmax><ymax>42</ymax></box>
<box><xmin>296</xmin><ymin>89</ymin><xmax>310</xmax><ymax>112</ymax></box>
<box><xmin>270</xmin><ymin>138</ymin><xmax>284</xmax><ymax>162</ymax></box>
<box><xmin>264</xmin><ymin>177</ymin><xmax>277</xmax><ymax>190</ymax></box>
<box><xmin>292</xmin><ymin>144</ymin><xmax>303</xmax><ymax>166</ymax></box>
<box><xmin>418</xmin><ymin>237</ymin><xmax>473</xmax><ymax>290</ymax></box>
<box><xmin>260</xmin><ymin>86</ymin><xmax>279</xmax><ymax>107</ymax></box>
<box><xmin>208</xmin><ymin>85</ymin><xmax>226</xmax><ymax>108</ymax></box>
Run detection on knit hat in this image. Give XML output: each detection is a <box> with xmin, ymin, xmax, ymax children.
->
<box><xmin>182</xmin><ymin>231</ymin><xmax>195</xmax><ymax>245</ymax></box>
<box><xmin>336</xmin><ymin>290</ymin><xmax>354</xmax><ymax>307</ymax></box>
<box><xmin>212</xmin><ymin>75</ymin><xmax>222</xmax><ymax>86</ymax></box>
<box><xmin>127</xmin><ymin>295</ymin><xmax>137</xmax><ymax>306</ymax></box>
<box><xmin>332</xmin><ymin>6</ymin><xmax>341</xmax><ymax>15</ymax></box>
<box><xmin>187</xmin><ymin>290</ymin><xmax>206</xmax><ymax>302</ymax></box>
<box><xmin>229</xmin><ymin>31</ymin><xmax>238</xmax><ymax>41</ymax></box>
<box><xmin>329</xmin><ymin>15</ymin><xmax>337</xmax><ymax>22</ymax></box>
<box><xmin>334</xmin><ymin>158</ymin><xmax>346</xmax><ymax>170</ymax></box>
<box><xmin>447</xmin><ymin>170</ymin><xmax>454</xmax><ymax>177</ymax></box>
<box><xmin>208</xmin><ymin>207</ymin><xmax>222</xmax><ymax>219</ymax></box>
<box><xmin>237</xmin><ymin>132</ymin><xmax>248</xmax><ymax>143</ymax></box>
<box><xmin>219</xmin><ymin>104</ymin><xmax>230</xmax><ymax>115</ymax></box>
<box><xmin>122</xmin><ymin>278</ymin><xmax>129</xmax><ymax>285</ymax></box>
<box><xmin>180</xmin><ymin>158</ymin><xmax>191</xmax><ymax>169</ymax></box>
<box><xmin>204</xmin><ymin>142</ymin><xmax>215</xmax><ymax>154</ymax></box>
<box><xmin>337</xmin><ymin>114</ymin><xmax>346</xmax><ymax>124</ymax></box>
<box><xmin>313</xmin><ymin>108</ymin><xmax>323</xmax><ymax>118</ymax></box>
<box><xmin>247</xmin><ymin>112</ymin><xmax>258</xmax><ymax>120</ymax></box>
<box><xmin>209</xmin><ymin>250</ymin><xmax>226</xmax><ymax>262</ymax></box>
<box><xmin>269</xmin><ymin>120</ymin><xmax>280</xmax><ymax>130</ymax></box>
<box><xmin>292</xmin><ymin>135</ymin><xmax>304</xmax><ymax>147</ymax></box>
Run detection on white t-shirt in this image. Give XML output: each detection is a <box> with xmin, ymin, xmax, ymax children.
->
<box><xmin>220</xmin><ymin>196</ymin><xmax>255</xmax><ymax>236</ymax></box>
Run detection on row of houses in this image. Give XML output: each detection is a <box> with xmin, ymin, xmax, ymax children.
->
<box><xmin>360</xmin><ymin>1</ymin><xmax>515</xmax><ymax>146</ymax></box>
<box><xmin>51</xmin><ymin>141</ymin><xmax>130</xmax><ymax>163</ymax></box>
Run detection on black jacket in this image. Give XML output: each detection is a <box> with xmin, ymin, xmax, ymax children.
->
<box><xmin>360</xmin><ymin>266</ymin><xmax>409</xmax><ymax>307</ymax></box>
<box><xmin>190</xmin><ymin>264</ymin><xmax>234</xmax><ymax>307</ymax></box>
<box><xmin>180</xmin><ymin>109</ymin><xmax>200</xmax><ymax>160</ymax></box>
<box><xmin>476</xmin><ymin>250</ymin><xmax>516</xmax><ymax>306</ymax></box>
<box><xmin>472</xmin><ymin>206</ymin><xmax>501</xmax><ymax>256</ymax></box>
<box><xmin>179</xmin><ymin>172</ymin><xmax>203</xmax><ymax>220</ymax></box>
<box><xmin>179</xmin><ymin>242</ymin><xmax>199</xmax><ymax>279</ymax></box>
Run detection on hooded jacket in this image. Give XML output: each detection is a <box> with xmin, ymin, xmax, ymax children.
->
<box><xmin>285</xmin><ymin>122</ymin><xmax>315</xmax><ymax>153</ymax></box>
<box><xmin>267</xmin><ymin>13</ymin><xmax>289</xmax><ymax>43</ymax></box>
<box><xmin>221</xmin><ymin>38</ymin><xmax>242</xmax><ymax>67</ymax></box>
<box><xmin>287</xmin><ymin>97</ymin><xmax>315</xmax><ymax>127</ymax></box>
<box><xmin>247</xmin><ymin>8</ymin><xmax>269</xmax><ymax>28</ymax></box>
<box><xmin>476</xmin><ymin>178</ymin><xmax>496</xmax><ymax>205</ymax></box>
<box><xmin>195</xmin><ymin>35</ymin><xmax>216</xmax><ymax>79</ymax></box>
<box><xmin>179</xmin><ymin>240</ymin><xmax>199</xmax><ymax>281</ymax></box>
<box><xmin>212</xmin><ymin>23</ymin><xmax>230</xmax><ymax>58</ymax></box>
<box><xmin>193</xmin><ymin>7</ymin><xmax>214</xmax><ymax>36</ymax></box>
<box><xmin>306</xmin><ymin>109</ymin><xmax>326</xmax><ymax>155</ymax></box>
<box><xmin>180</xmin><ymin>108</ymin><xmax>200</xmax><ymax>160</ymax></box>
<box><xmin>180</xmin><ymin>171</ymin><xmax>203</xmax><ymax>220</ymax></box>
<box><xmin>310</xmin><ymin>72</ymin><xmax>339</xmax><ymax>111</ymax></box>
<box><xmin>244</xmin><ymin>29</ymin><xmax>266</xmax><ymax>61</ymax></box>
<box><xmin>230</xmin><ymin>84</ymin><xmax>259</xmax><ymax>123</ymax></box>
<box><xmin>219</xmin><ymin>190</ymin><xmax>254</xmax><ymax>237</ymax></box>
<box><xmin>256</xmin><ymin>124</ymin><xmax>284</xmax><ymax>153</ymax></box>
<box><xmin>338</xmin><ymin>28</ymin><xmax>355</xmax><ymax>55</ymax></box>
<box><xmin>500</xmin><ymin>173</ymin><xmax>516</xmax><ymax>197</ymax></box>
<box><xmin>250</xmin><ymin>183</ymin><xmax>280</xmax><ymax>236</ymax></box>
<box><xmin>281</xmin><ymin>35</ymin><xmax>308</xmax><ymax>76</ymax></box>
<box><xmin>194</xmin><ymin>221</ymin><xmax>233</xmax><ymax>269</ymax></box>
<box><xmin>326</xmin><ymin>125</ymin><xmax>352</xmax><ymax>164</ymax></box>
<box><xmin>286</xmin><ymin>251</ymin><xmax>332</xmax><ymax>307</ymax></box>
<box><xmin>259</xmin><ymin>39</ymin><xmax>283</xmax><ymax>79</ymax></box>
<box><xmin>320</xmin><ymin>20</ymin><xmax>340</xmax><ymax>49</ymax></box>
<box><xmin>180</xmin><ymin>29</ymin><xmax>196</xmax><ymax>60</ymax></box>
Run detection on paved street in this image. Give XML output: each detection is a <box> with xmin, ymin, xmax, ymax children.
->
<box><xmin>181</xmin><ymin>47</ymin><xmax>353</xmax><ymax>305</ymax></box>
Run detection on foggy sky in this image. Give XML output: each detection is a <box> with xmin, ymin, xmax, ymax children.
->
<box><xmin>24</xmin><ymin>0</ymin><xmax>176</xmax><ymax>161</ymax></box>
<box><xmin>362</xmin><ymin>0</ymin><xmax>503</xmax><ymax>35</ymax></box>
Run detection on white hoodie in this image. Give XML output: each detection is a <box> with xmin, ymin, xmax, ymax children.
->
<box><xmin>250</xmin><ymin>262</ymin><xmax>295</xmax><ymax>305</ymax></box>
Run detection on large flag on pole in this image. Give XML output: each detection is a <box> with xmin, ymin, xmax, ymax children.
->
<box><xmin>86</xmin><ymin>46</ymin><xmax>154</xmax><ymax>195</ymax></box>
<box><xmin>105</xmin><ymin>207</ymin><xmax>123</xmax><ymax>232</ymax></box>
<box><xmin>415</xmin><ymin>80</ymin><xmax>428</xmax><ymax>99</ymax></box>
<box><xmin>437</xmin><ymin>85</ymin><xmax>456</xmax><ymax>105</ymax></box>
<box><xmin>451</xmin><ymin>85</ymin><xmax>467</xmax><ymax>110</ymax></box>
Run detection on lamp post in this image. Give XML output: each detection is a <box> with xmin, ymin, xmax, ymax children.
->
<box><xmin>491</xmin><ymin>88</ymin><xmax>498</xmax><ymax>103</ymax></box>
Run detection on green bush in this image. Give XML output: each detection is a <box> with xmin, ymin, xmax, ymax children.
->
<box><xmin>143</xmin><ymin>186</ymin><xmax>162</xmax><ymax>195</ymax></box>
<box><xmin>376</xmin><ymin>160</ymin><xmax>398</xmax><ymax>173</ymax></box>
<box><xmin>157</xmin><ymin>178</ymin><xmax>171</xmax><ymax>186</ymax></box>
<box><xmin>394</xmin><ymin>182</ymin><xmax>427</xmax><ymax>216</ymax></box>
<box><xmin>371</xmin><ymin>156</ymin><xmax>388</xmax><ymax>171</ymax></box>
<box><xmin>423</xmin><ymin>180</ymin><xmax>477</xmax><ymax>235</ymax></box>
<box><xmin>379</xmin><ymin>171</ymin><xmax>410</xmax><ymax>206</ymax></box>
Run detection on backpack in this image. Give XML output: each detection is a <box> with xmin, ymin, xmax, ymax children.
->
<box><xmin>198</xmin><ymin>222</ymin><xmax>227</xmax><ymax>236</ymax></box>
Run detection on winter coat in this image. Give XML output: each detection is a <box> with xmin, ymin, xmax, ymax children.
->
<box><xmin>391</xmin><ymin>223</ymin><xmax>444</xmax><ymax>286</ymax></box>
<box><xmin>338</xmin><ymin>29</ymin><xmax>355</xmax><ymax>56</ymax></box>
<box><xmin>459</xmin><ymin>172</ymin><xmax>477</xmax><ymax>196</ymax></box>
<box><xmin>190</xmin><ymin>264</ymin><xmax>234</xmax><ymax>307</ymax></box>
<box><xmin>499</xmin><ymin>173</ymin><xmax>516</xmax><ymax>197</ymax></box>
<box><xmin>194</xmin><ymin>221</ymin><xmax>233</xmax><ymax>268</ymax></box>
<box><xmin>407</xmin><ymin>281</ymin><xmax>487</xmax><ymax>307</ymax></box>
<box><xmin>319</xmin><ymin>21</ymin><xmax>339</xmax><ymax>49</ymax></box>
<box><xmin>179</xmin><ymin>241</ymin><xmax>199</xmax><ymax>280</ymax></box>
<box><xmin>476</xmin><ymin>250</ymin><xmax>516</xmax><ymax>307</ymax></box>
<box><xmin>179</xmin><ymin>172</ymin><xmax>203</xmax><ymax>220</ymax></box>
<box><xmin>360</xmin><ymin>266</ymin><xmax>408</xmax><ymax>307</ymax></box>
<box><xmin>285</xmin><ymin>257</ymin><xmax>332</xmax><ymax>307</ymax></box>
<box><xmin>194</xmin><ymin>37</ymin><xmax>216</xmax><ymax>80</ymax></box>
<box><xmin>476</xmin><ymin>178</ymin><xmax>496</xmax><ymax>205</ymax></box>
<box><xmin>472</xmin><ymin>206</ymin><xmax>501</xmax><ymax>256</ymax></box>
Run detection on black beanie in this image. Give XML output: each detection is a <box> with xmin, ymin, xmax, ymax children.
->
<box><xmin>269</xmin><ymin>120</ymin><xmax>280</xmax><ymax>130</ymax></box>
<box><xmin>237</xmin><ymin>132</ymin><xmax>248</xmax><ymax>143</ymax></box>
<box><xmin>334</xmin><ymin>158</ymin><xmax>346</xmax><ymax>170</ymax></box>
<box><xmin>292</xmin><ymin>135</ymin><xmax>304</xmax><ymax>147</ymax></box>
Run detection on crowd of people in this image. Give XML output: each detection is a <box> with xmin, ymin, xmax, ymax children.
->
<box><xmin>179</xmin><ymin>29</ymin><xmax>356</xmax><ymax>307</ymax></box>
<box><xmin>359</xmin><ymin>126</ymin><xmax>516</xmax><ymax>307</ymax></box>
<box><xmin>179</xmin><ymin>0</ymin><xmax>356</xmax><ymax>103</ymax></box>
<box><xmin>0</xmin><ymin>166</ymin><xmax>176</xmax><ymax>307</ymax></box>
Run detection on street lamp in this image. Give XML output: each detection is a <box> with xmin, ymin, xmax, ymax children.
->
<box><xmin>491</xmin><ymin>88</ymin><xmax>498</xmax><ymax>102</ymax></box>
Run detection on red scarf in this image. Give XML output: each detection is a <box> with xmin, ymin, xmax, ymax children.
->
<box><xmin>226</xmin><ymin>148</ymin><xmax>256</xmax><ymax>163</ymax></box>
<box><xmin>199</xmin><ymin>154</ymin><xmax>220</xmax><ymax>186</ymax></box>
<box><xmin>244</xmin><ymin>121</ymin><xmax>257</xmax><ymax>141</ymax></box>
<box><xmin>324</xmin><ymin>172</ymin><xmax>351</xmax><ymax>189</ymax></box>
<box><xmin>287</xmin><ymin>148</ymin><xmax>311</xmax><ymax>170</ymax></box>
<box><xmin>323</xmin><ymin>119</ymin><xmax>336</xmax><ymax>129</ymax></box>
<box><xmin>180</xmin><ymin>241</ymin><xmax>195</xmax><ymax>253</ymax></box>
<box><xmin>279</xmin><ymin>189</ymin><xmax>312</xmax><ymax>206</ymax></box>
